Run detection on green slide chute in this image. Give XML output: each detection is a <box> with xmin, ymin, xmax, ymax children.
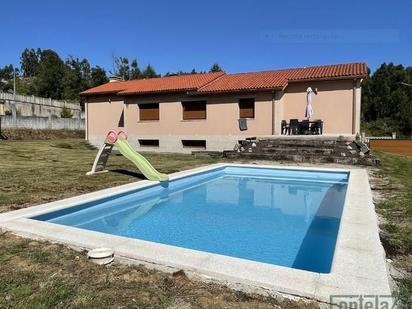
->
<box><xmin>114</xmin><ymin>137</ymin><xmax>169</xmax><ymax>182</ymax></box>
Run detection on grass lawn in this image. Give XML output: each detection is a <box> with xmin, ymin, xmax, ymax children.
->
<box><xmin>373</xmin><ymin>152</ymin><xmax>412</xmax><ymax>306</ymax></box>
<box><xmin>0</xmin><ymin>233</ymin><xmax>315</xmax><ymax>308</ymax></box>
<box><xmin>1</xmin><ymin>138</ymin><xmax>411</xmax><ymax>307</ymax></box>
<box><xmin>0</xmin><ymin>139</ymin><xmax>220</xmax><ymax>213</ymax></box>
<box><xmin>0</xmin><ymin>139</ymin><xmax>318</xmax><ymax>308</ymax></box>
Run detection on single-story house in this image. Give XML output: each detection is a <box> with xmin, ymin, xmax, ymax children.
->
<box><xmin>81</xmin><ymin>62</ymin><xmax>367</xmax><ymax>153</ymax></box>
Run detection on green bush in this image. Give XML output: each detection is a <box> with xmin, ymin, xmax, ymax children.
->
<box><xmin>60</xmin><ymin>106</ymin><xmax>73</xmax><ymax>118</ymax></box>
<box><xmin>361</xmin><ymin>120</ymin><xmax>399</xmax><ymax>137</ymax></box>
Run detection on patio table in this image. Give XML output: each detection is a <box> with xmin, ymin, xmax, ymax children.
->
<box><xmin>282</xmin><ymin>120</ymin><xmax>323</xmax><ymax>135</ymax></box>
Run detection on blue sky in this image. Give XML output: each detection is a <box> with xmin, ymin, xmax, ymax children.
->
<box><xmin>2</xmin><ymin>0</ymin><xmax>411</xmax><ymax>75</ymax></box>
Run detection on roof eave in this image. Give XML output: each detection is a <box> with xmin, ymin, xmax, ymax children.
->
<box><xmin>80</xmin><ymin>90</ymin><xmax>125</xmax><ymax>97</ymax></box>
<box><xmin>118</xmin><ymin>88</ymin><xmax>198</xmax><ymax>96</ymax></box>
<box><xmin>287</xmin><ymin>74</ymin><xmax>367</xmax><ymax>84</ymax></box>
<box><xmin>188</xmin><ymin>87</ymin><xmax>284</xmax><ymax>96</ymax></box>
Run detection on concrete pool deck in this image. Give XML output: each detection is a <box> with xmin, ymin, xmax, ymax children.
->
<box><xmin>0</xmin><ymin>163</ymin><xmax>392</xmax><ymax>305</ymax></box>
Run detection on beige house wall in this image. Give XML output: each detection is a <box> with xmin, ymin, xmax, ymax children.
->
<box><xmin>86</xmin><ymin>93</ymin><xmax>275</xmax><ymax>152</ymax></box>
<box><xmin>85</xmin><ymin>95</ymin><xmax>125</xmax><ymax>142</ymax></box>
<box><xmin>85</xmin><ymin>79</ymin><xmax>361</xmax><ymax>152</ymax></box>
<box><xmin>281</xmin><ymin>80</ymin><xmax>357</xmax><ymax>135</ymax></box>
<box><xmin>124</xmin><ymin>93</ymin><xmax>273</xmax><ymax>136</ymax></box>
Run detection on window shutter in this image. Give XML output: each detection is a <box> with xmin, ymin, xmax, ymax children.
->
<box><xmin>182</xmin><ymin>101</ymin><xmax>207</xmax><ymax>120</ymax></box>
<box><xmin>239</xmin><ymin>98</ymin><xmax>255</xmax><ymax>118</ymax></box>
<box><xmin>139</xmin><ymin>103</ymin><xmax>159</xmax><ymax>121</ymax></box>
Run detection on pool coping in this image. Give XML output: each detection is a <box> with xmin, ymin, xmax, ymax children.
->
<box><xmin>0</xmin><ymin>163</ymin><xmax>392</xmax><ymax>304</ymax></box>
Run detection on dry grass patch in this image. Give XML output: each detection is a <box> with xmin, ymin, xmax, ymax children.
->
<box><xmin>0</xmin><ymin>139</ymin><xmax>220</xmax><ymax>213</ymax></box>
<box><xmin>371</xmin><ymin>152</ymin><xmax>412</xmax><ymax>307</ymax></box>
<box><xmin>0</xmin><ymin>233</ymin><xmax>318</xmax><ymax>309</ymax></box>
<box><xmin>2</xmin><ymin>128</ymin><xmax>85</xmax><ymax>140</ymax></box>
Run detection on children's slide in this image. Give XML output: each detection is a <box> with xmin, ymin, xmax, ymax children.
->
<box><xmin>114</xmin><ymin>136</ymin><xmax>169</xmax><ymax>181</ymax></box>
<box><xmin>87</xmin><ymin>131</ymin><xmax>169</xmax><ymax>182</ymax></box>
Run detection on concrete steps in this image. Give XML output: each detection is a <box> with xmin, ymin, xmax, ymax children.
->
<box><xmin>260</xmin><ymin>147</ymin><xmax>335</xmax><ymax>155</ymax></box>
<box><xmin>223</xmin><ymin>137</ymin><xmax>378</xmax><ymax>166</ymax></box>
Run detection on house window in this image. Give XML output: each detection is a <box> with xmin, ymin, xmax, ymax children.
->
<box><xmin>239</xmin><ymin>98</ymin><xmax>255</xmax><ymax>118</ymax></box>
<box><xmin>139</xmin><ymin>139</ymin><xmax>159</xmax><ymax>147</ymax></box>
<box><xmin>118</xmin><ymin>109</ymin><xmax>124</xmax><ymax>127</ymax></box>
<box><xmin>182</xmin><ymin>101</ymin><xmax>206</xmax><ymax>120</ymax></box>
<box><xmin>139</xmin><ymin>103</ymin><xmax>159</xmax><ymax>121</ymax></box>
<box><xmin>182</xmin><ymin>140</ymin><xmax>206</xmax><ymax>149</ymax></box>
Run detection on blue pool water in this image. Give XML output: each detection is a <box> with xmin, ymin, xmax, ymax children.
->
<box><xmin>33</xmin><ymin>166</ymin><xmax>348</xmax><ymax>273</ymax></box>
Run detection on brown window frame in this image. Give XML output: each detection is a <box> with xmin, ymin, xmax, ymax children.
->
<box><xmin>239</xmin><ymin>98</ymin><xmax>255</xmax><ymax>119</ymax></box>
<box><xmin>138</xmin><ymin>139</ymin><xmax>159</xmax><ymax>147</ymax></box>
<box><xmin>182</xmin><ymin>101</ymin><xmax>207</xmax><ymax>120</ymax></box>
<box><xmin>182</xmin><ymin>140</ymin><xmax>206</xmax><ymax>149</ymax></box>
<box><xmin>139</xmin><ymin>103</ymin><xmax>159</xmax><ymax>121</ymax></box>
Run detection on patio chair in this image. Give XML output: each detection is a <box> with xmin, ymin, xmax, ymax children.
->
<box><xmin>318</xmin><ymin>120</ymin><xmax>324</xmax><ymax>134</ymax></box>
<box><xmin>281</xmin><ymin>120</ymin><xmax>290</xmax><ymax>135</ymax></box>
<box><xmin>309</xmin><ymin>122</ymin><xmax>319</xmax><ymax>135</ymax></box>
<box><xmin>311</xmin><ymin>120</ymin><xmax>323</xmax><ymax>135</ymax></box>
<box><xmin>301</xmin><ymin>120</ymin><xmax>310</xmax><ymax>135</ymax></box>
<box><xmin>289</xmin><ymin>119</ymin><xmax>300</xmax><ymax>135</ymax></box>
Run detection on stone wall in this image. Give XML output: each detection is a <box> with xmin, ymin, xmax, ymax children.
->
<box><xmin>1</xmin><ymin>115</ymin><xmax>84</xmax><ymax>130</ymax></box>
<box><xmin>0</xmin><ymin>92</ymin><xmax>82</xmax><ymax>118</ymax></box>
<box><xmin>223</xmin><ymin>137</ymin><xmax>378</xmax><ymax>166</ymax></box>
<box><xmin>0</xmin><ymin>92</ymin><xmax>84</xmax><ymax>131</ymax></box>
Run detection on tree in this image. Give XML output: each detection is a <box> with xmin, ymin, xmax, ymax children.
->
<box><xmin>130</xmin><ymin>59</ymin><xmax>141</xmax><ymax>80</ymax></box>
<box><xmin>2</xmin><ymin>48</ymin><xmax>111</xmax><ymax>99</ymax></box>
<box><xmin>0</xmin><ymin>65</ymin><xmax>17</xmax><ymax>93</ymax></box>
<box><xmin>62</xmin><ymin>57</ymin><xmax>83</xmax><ymax>101</ymax></box>
<box><xmin>112</xmin><ymin>56</ymin><xmax>130</xmax><ymax>80</ymax></box>
<box><xmin>61</xmin><ymin>56</ymin><xmax>94</xmax><ymax>101</ymax></box>
<box><xmin>0</xmin><ymin>64</ymin><xmax>14</xmax><ymax>80</ymax></box>
<box><xmin>90</xmin><ymin>66</ymin><xmax>108</xmax><ymax>87</ymax></box>
<box><xmin>362</xmin><ymin>62</ymin><xmax>412</xmax><ymax>136</ymax></box>
<box><xmin>20</xmin><ymin>48</ymin><xmax>40</xmax><ymax>77</ymax></box>
<box><xmin>60</xmin><ymin>106</ymin><xmax>73</xmax><ymax>118</ymax></box>
<box><xmin>111</xmin><ymin>57</ymin><xmax>160</xmax><ymax>80</ymax></box>
<box><xmin>164</xmin><ymin>69</ymin><xmax>198</xmax><ymax>77</ymax></box>
<box><xmin>209</xmin><ymin>63</ymin><xmax>223</xmax><ymax>72</ymax></box>
<box><xmin>141</xmin><ymin>64</ymin><xmax>158</xmax><ymax>78</ymax></box>
<box><xmin>34</xmin><ymin>49</ymin><xmax>66</xmax><ymax>99</ymax></box>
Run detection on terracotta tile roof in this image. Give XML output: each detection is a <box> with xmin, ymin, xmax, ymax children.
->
<box><xmin>196</xmin><ymin>63</ymin><xmax>367</xmax><ymax>93</ymax></box>
<box><xmin>283</xmin><ymin>62</ymin><xmax>367</xmax><ymax>81</ymax></box>
<box><xmin>80</xmin><ymin>80</ymin><xmax>142</xmax><ymax>96</ymax></box>
<box><xmin>81</xmin><ymin>72</ymin><xmax>225</xmax><ymax>96</ymax></box>
<box><xmin>196</xmin><ymin>70</ymin><xmax>288</xmax><ymax>93</ymax></box>
<box><xmin>81</xmin><ymin>63</ymin><xmax>367</xmax><ymax>96</ymax></box>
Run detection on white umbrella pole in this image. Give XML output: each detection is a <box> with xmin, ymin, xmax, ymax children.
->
<box><xmin>306</xmin><ymin>87</ymin><xmax>314</xmax><ymax>120</ymax></box>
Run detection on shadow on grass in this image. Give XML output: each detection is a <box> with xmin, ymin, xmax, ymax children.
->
<box><xmin>110</xmin><ymin>169</ymin><xmax>145</xmax><ymax>179</ymax></box>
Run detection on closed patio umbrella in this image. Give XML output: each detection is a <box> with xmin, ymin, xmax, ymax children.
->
<box><xmin>305</xmin><ymin>87</ymin><xmax>315</xmax><ymax>119</ymax></box>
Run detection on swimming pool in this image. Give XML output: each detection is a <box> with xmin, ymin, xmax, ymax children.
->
<box><xmin>0</xmin><ymin>164</ymin><xmax>391</xmax><ymax>302</ymax></box>
<box><xmin>33</xmin><ymin>166</ymin><xmax>348</xmax><ymax>273</ymax></box>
